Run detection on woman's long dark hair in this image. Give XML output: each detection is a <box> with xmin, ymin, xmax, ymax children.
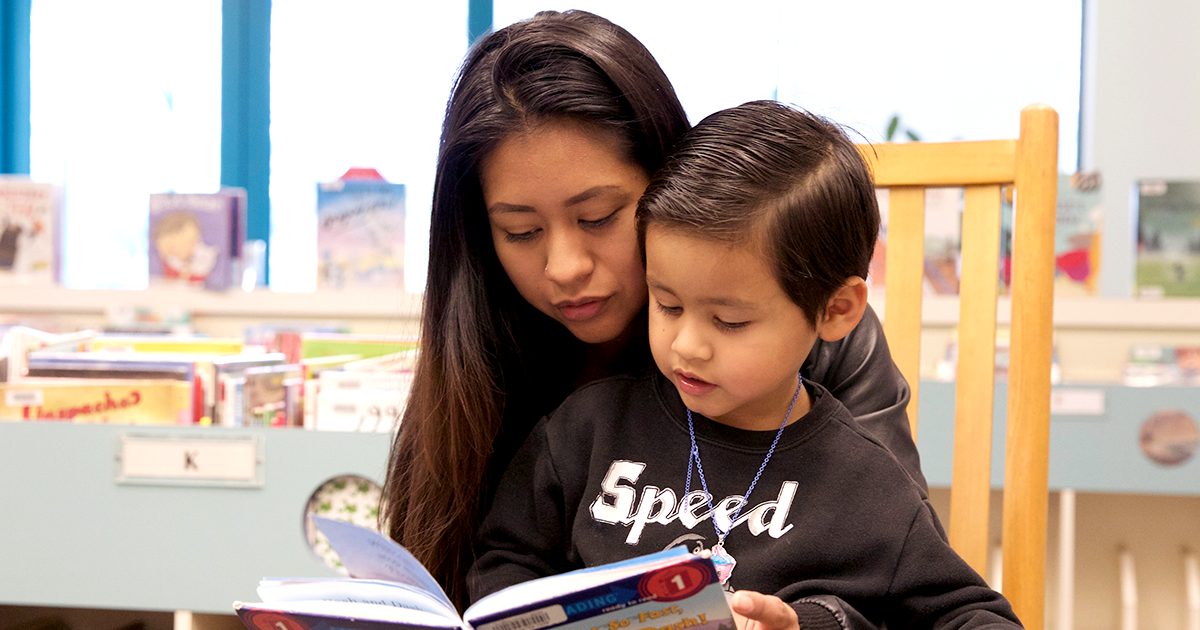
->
<box><xmin>381</xmin><ymin>10</ymin><xmax>689</xmax><ymax>610</ymax></box>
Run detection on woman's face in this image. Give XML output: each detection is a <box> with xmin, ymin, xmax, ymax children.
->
<box><xmin>480</xmin><ymin>122</ymin><xmax>650</xmax><ymax>345</ymax></box>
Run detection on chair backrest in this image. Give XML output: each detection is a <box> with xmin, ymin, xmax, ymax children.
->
<box><xmin>857</xmin><ymin>104</ymin><xmax>1058</xmax><ymax>630</ymax></box>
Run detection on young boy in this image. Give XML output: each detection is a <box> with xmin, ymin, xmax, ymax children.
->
<box><xmin>467</xmin><ymin>101</ymin><xmax>1021</xmax><ymax>630</ymax></box>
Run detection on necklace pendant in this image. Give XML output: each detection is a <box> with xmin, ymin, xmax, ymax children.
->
<box><xmin>710</xmin><ymin>542</ymin><xmax>736</xmax><ymax>584</ymax></box>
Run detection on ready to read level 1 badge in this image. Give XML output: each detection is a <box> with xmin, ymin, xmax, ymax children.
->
<box><xmin>638</xmin><ymin>561</ymin><xmax>713</xmax><ymax>602</ymax></box>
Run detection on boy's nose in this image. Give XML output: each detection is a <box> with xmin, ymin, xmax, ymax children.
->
<box><xmin>671</xmin><ymin>322</ymin><xmax>712</xmax><ymax>362</ymax></box>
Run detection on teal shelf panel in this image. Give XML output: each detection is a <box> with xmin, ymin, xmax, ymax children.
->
<box><xmin>0</xmin><ymin>423</ymin><xmax>392</xmax><ymax>614</ymax></box>
<box><xmin>916</xmin><ymin>381</ymin><xmax>1200</xmax><ymax>495</ymax></box>
<box><xmin>1</xmin><ymin>382</ymin><xmax>1196</xmax><ymax>615</ymax></box>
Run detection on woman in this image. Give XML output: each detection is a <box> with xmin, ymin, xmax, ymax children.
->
<box><xmin>381</xmin><ymin>10</ymin><xmax>924</xmax><ymax>611</ymax></box>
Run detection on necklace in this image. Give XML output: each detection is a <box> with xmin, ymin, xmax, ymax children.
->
<box><xmin>683</xmin><ymin>373</ymin><xmax>803</xmax><ymax>585</ymax></box>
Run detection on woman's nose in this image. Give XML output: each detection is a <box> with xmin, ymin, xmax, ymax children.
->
<box><xmin>544</xmin><ymin>231</ymin><xmax>594</xmax><ymax>286</ymax></box>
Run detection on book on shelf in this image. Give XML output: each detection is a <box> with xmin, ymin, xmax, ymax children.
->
<box><xmin>1123</xmin><ymin>343</ymin><xmax>1200</xmax><ymax>387</ymax></box>
<box><xmin>298</xmin><ymin>333</ymin><xmax>420</xmax><ymax>362</ymax></box>
<box><xmin>314</xmin><ymin>370</ymin><xmax>413</xmax><ymax>433</ymax></box>
<box><xmin>1134</xmin><ymin>179</ymin><xmax>1200</xmax><ymax>298</ymax></box>
<box><xmin>869</xmin><ymin>187</ymin><xmax>965</xmax><ymax>295</ymax></box>
<box><xmin>0</xmin><ymin>176</ymin><xmax>62</xmax><ymax>285</ymax></box>
<box><xmin>1053</xmin><ymin>173</ymin><xmax>1103</xmax><ymax>296</ymax></box>
<box><xmin>317</xmin><ymin>168</ymin><xmax>406</xmax><ymax>291</ymax></box>
<box><xmin>148</xmin><ymin>191</ymin><xmax>244</xmax><ymax>291</ymax></box>
<box><xmin>243</xmin><ymin>364</ymin><xmax>305</xmax><ymax>427</ymax></box>
<box><xmin>0</xmin><ymin>378</ymin><xmax>194</xmax><ymax>424</ymax></box>
<box><xmin>234</xmin><ymin>515</ymin><xmax>732</xmax><ymax>630</ymax></box>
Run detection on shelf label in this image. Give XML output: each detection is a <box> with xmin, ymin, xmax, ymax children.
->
<box><xmin>1050</xmin><ymin>388</ymin><xmax>1106</xmax><ymax>416</ymax></box>
<box><xmin>116</xmin><ymin>433</ymin><xmax>264</xmax><ymax>487</ymax></box>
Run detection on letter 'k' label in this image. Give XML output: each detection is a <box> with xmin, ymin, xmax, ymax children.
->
<box><xmin>587</xmin><ymin>460</ymin><xmax>797</xmax><ymax>545</ymax></box>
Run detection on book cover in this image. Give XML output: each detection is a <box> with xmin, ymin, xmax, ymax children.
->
<box><xmin>148</xmin><ymin>192</ymin><xmax>238</xmax><ymax>291</ymax></box>
<box><xmin>1054</xmin><ymin>173</ymin><xmax>1102</xmax><ymax>296</ymax></box>
<box><xmin>0</xmin><ymin>177</ymin><xmax>61</xmax><ymax>284</ymax></box>
<box><xmin>868</xmin><ymin>187</ymin><xmax>963</xmax><ymax>294</ymax></box>
<box><xmin>300</xmin><ymin>333</ymin><xmax>419</xmax><ymax>362</ymax></box>
<box><xmin>234</xmin><ymin>516</ymin><xmax>732</xmax><ymax>630</ymax></box>
<box><xmin>1135</xmin><ymin>180</ymin><xmax>1200</xmax><ymax>297</ymax></box>
<box><xmin>317</xmin><ymin>172</ymin><xmax>406</xmax><ymax>291</ymax></box>
<box><xmin>1</xmin><ymin>378</ymin><xmax>194</xmax><ymax>424</ymax></box>
<box><xmin>243</xmin><ymin>364</ymin><xmax>305</xmax><ymax>427</ymax></box>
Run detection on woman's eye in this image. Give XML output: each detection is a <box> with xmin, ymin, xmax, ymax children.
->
<box><xmin>654</xmin><ymin>300</ymin><xmax>682</xmax><ymax>316</ymax></box>
<box><xmin>580</xmin><ymin>209</ymin><xmax>620</xmax><ymax>229</ymax></box>
<box><xmin>715</xmin><ymin>318</ymin><xmax>749</xmax><ymax>331</ymax></box>
<box><xmin>504</xmin><ymin>228</ymin><xmax>539</xmax><ymax>243</ymax></box>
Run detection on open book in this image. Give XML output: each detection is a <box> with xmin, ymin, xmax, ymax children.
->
<box><xmin>233</xmin><ymin>516</ymin><xmax>733</xmax><ymax>630</ymax></box>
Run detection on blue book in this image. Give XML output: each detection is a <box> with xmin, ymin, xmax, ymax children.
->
<box><xmin>234</xmin><ymin>516</ymin><xmax>733</xmax><ymax>630</ymax></box>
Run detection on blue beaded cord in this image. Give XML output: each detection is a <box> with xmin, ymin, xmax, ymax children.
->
<box><xmin>684</xmin><ymin>373</ymin><xmax>804</xmax><ymax>543</ymax></box>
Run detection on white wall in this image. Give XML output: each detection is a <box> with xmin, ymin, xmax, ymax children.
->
<box><xmin>1092</xmin><ymin>0</ymin><xmax>1200</xmax><ymax>297</ymax></box>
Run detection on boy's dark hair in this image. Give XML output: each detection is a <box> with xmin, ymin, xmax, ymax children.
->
<box><xmin>637</xmin><ymin>100</ymin><xmax>880</xmax><ymax>326</ymax></box>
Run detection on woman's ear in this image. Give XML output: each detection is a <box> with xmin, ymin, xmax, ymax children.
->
<box><xmin>817</xmin><ymin>277</ymin><xmax>868</xmax><ymax>342</ymax></box>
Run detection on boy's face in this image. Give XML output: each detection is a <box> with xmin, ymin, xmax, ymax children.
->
<box><xmin>645</xmin><ymin>226</ymin><xmax>820</xmax><ymax>431</ymax></box>
<box><xmin>156</xmin><ymin>223</ymin><xmax>200</xmax><ymax>260</ymax></box>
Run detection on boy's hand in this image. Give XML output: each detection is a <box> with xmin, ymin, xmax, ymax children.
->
<box><xmin>730</xmin><ymin>590</ymin><xmax>800</xmax><ymax>630</ymax></box>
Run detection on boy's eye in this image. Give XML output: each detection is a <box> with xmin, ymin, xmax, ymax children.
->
<box><xmin>504</xmin><ymin>228</ymin><xmax>540</xmax><ymax>243</ymax></box>
<box><xmin>653</xmin><ymin>300</ymin><xmax>682</xmax><ymax>316</ymax></box>
<box><xmin>580</xmin><ymin>209</ymin><xmax>620</xmax><ymax>229</ymax></box>
<box><xmin>714</xmin><ymin>317</ymin><xmax>749</xmax><ymax>331</ymax></box>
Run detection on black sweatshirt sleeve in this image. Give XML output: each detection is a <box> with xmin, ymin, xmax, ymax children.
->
<box><xmin>884</xmin><ymin>502</ymin><xmax>1022</xmax><ymax>630</ymax></box>
<box><xmin>803</xmin><ymin>304</ymin><xmax>927</xmax><ymax>491</ymax></box>
<box><xmin>467</xmin><ymin>419</ymin><xmax>574</xmax><ymax>603</ymax></box>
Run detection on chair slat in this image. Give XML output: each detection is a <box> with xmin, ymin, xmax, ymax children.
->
<box><xmin>949</xmin><ymin>184</ymin><xmax>1003</xmax><ymax>577</ymax></box>
<box><xmin>861</xmin><ymin>140</ymin><xmax>1018</xmax><ymax>187</ymax></box>
<box><xmin>881</xmin><ymin>186</ymin><xmax>926</xmax><ymax>438</ymax></box>
<box><xmin>1003</xmin><ymin>104</ymin><xmax>1059</xmax><ymax>630</ymax></box>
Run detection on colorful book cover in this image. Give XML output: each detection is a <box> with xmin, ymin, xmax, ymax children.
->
<box><xmin>243</xmin><ymin>364</ymin><xmax>305</xmax><ymax>427</ymax></box>
<box><xmin>233</xmin><ymin>517</ymin><xmax>732</xmax><ymax>630</ymax></box>
<box><xmin>1053</xmin><ymin>173</ymin><xmax>1103</xmax><ymax>296</ymax></box>
<box><xmin>317</xmin><ymin>171</ymin><xmax>406</xmax><ymax>291</ymax></box>
<box><xmin>868</xmin><ymin>187</ymin><xmax>963</xmax><ymax>294</ymax></box>
<box><xmin>148</xmin><ymin>192</ymin><xmax>238</xmax><ymax>291</ymax></box>
<box><xmin>1135</xmin><ymin>180</ymin><xmax>1200</xmax><ymax>297</ymax></box>
<box><xmin>0</xmin><ymin>177</ymin><xmax>61</xmax><ymax>284</ymax></box>
<box><xmin>1</xmin><ymin>378</ymin><xmax>193</xmax><ymax>424</ymax></box>
<box><xmin>300</xmin><ymin>333</ymin><xmax>419</xmax><ymax>361</ymax></box>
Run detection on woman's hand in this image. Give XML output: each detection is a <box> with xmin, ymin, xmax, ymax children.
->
<box><xmin>730</xmin><ymin>590</ymin><xmax>800</xmax><ymax>630</ymax></box>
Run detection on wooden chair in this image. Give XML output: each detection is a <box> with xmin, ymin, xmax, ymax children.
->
<box><xmin>857</xmin><ymin>104</ymin><xmax>1058</xmax><ymax>630</ymax></box>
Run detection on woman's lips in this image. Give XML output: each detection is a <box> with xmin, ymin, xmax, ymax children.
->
<box><xmin>676</xmin><ymin>371</ymin><xmax>717</xmax><ymax>397</ymax></box>
<box><xmin>557</xmin><ymin>296</ymin><xmax>608</xmax><ymax>321</ymax></box>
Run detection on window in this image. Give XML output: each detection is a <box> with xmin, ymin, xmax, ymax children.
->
<box><xmin>269</xmin><ymin>2</ymin><xmax>469</xmax><ymax>293</ymax></box>
<box><xmin>494</xmin><ymin>1</ymin><xmax>1082</xmax><ymax>171</ymax></box>
<box><xmin>29</xmin><ymin>1</ymin><xmax>222</xmax><ymax>289</ymax></box>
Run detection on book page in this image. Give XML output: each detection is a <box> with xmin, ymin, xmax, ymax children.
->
<box><xmin>312</xmin><ymin>515</ymin><xmax>454</xmax><ymax>613</ymax></box>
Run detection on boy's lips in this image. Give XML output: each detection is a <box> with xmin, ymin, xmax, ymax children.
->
<box><xmin>556</xmin><ymin>296</ymin><xmax>609</xmax><ymax>321</ymax></box>
<box><xmin>675</xmin><ymin>371</ymin><xmax>717</xmax><ymax>397</ymax></box>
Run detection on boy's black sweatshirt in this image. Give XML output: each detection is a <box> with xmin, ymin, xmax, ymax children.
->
<box><xmin>468</xmin><ymin>368</ymin><xmax>1022</xmax><ymax>630</ymax></box>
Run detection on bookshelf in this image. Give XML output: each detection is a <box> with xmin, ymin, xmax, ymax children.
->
<box><xmin>3</xmin><ymin>288</ymin><xmax>1200</xmax><ymax>630</ymax></box>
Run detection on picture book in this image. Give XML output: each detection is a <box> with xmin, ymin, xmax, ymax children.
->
<box><xmin>0</xmin><ymin>176</ymin><xmax>61</xmax><ymax>284</ymax></box>
<box><xmin>868</xmin><ymin>187</ymin><xmax>964</xmax><ymax>294</ymax></box>
<box><xmin>1053</xmin><ymin>173</ymin><xmax>1102</xmax><ymax>296</ymax></box>
<box><xmin>1</xmin><ymin>378</ymin><xmax>194</xmax><ymax>424</ymax></box>
<box><xmin>317</xmin><ymin>170</ymin><xmax>406</xmax><ymax>291</ymax></box>
<box><xmin>148</xmin><ymin>192</ymin><xmax>239</xmax><ymax>291</ymax></box>
<box><xmin>243</xmin><ymin>364</ymin><xmax>305</xmax><ymax>427</ymax></box>
<box><xmin>1134</xmin><ymin>179</ymin><xmax>1200</xmax><ymax>297</ymax></box>
<box><xmin>234</xmin><ymin>516</ymin><xmax>732</xmax><ymax>630</ymax></box>
<box><xmin>299</xmin><ymin>333</ymin><xmax>419</xmax><ymax>362</ymax></box>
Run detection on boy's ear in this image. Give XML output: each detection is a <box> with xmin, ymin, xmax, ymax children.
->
<box><xmin>817</xmin><ymin>277</ymin><xmax>868</xmax><ymax>342</ymax></box>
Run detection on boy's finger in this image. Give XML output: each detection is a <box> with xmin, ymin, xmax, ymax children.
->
<box><xmin>730</xmin><ymin>591</ymin><xmax>797</xmax><ymax>630</ymax></box>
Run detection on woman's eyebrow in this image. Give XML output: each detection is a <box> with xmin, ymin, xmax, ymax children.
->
<box><xmin>487</xmin><ymin>202</ymin><xmax>535</xmax><ymax>215</ymax></box>
<box><xmin>564</xmin><ymin>185</ymin><xmax>622</xmax><ymax>207</ymax></box>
